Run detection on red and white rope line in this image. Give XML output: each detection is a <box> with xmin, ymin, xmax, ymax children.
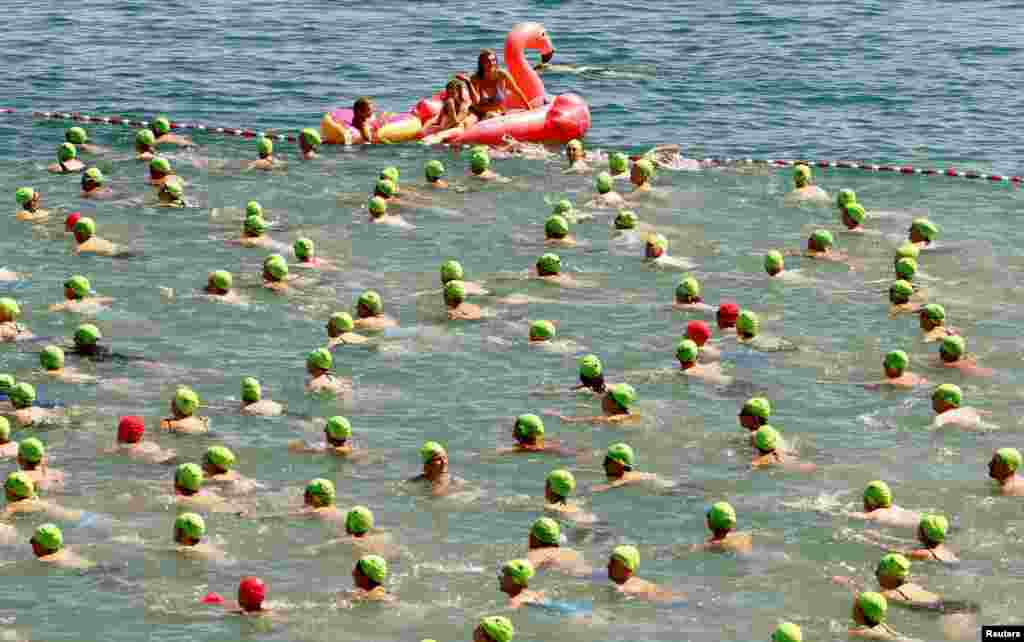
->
<box><xmin>28</xmin><ymin>110</ymin><xmax>300</xmax><ymax>142</ymax></box>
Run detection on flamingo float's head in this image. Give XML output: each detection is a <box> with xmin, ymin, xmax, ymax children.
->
<box><xmin>509</xmin><ymin>22</ymin><xmax>555</xmax><ymax>63</ymax></box>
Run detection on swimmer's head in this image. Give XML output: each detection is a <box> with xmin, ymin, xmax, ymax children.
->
<box><xmin>65</xmin><ymin>275</ymin><xmax>91</xmax><ymax>300</ymax></box>
<box><xmin>241</xmin><ymin>377</ymin><xmax>262</xmax><ymax>403</ymax></box>
<box><xmin>263</xmin><ymin>254</ymin><xmax>289</xmax><ymax>282</ymax></box>
<box><xmin>741</xmin><ymin>397</ymin><xmax>772</xmax><ymax>424</ymax></box>
<box><xmin>792</xmin><ymin>163</ymin><xmax>812</xmax><ymax>188</ymax></box>
<box><xmin>15</xmin><ymin>187</ymin><xmax>36</xmax><ymax>207</ymax></box>
<box><xmin>754</xmin><ymin>425</ymin><xmax>779</xmax><ymax>454</ymax></box>
<box><xmin>150</xmin><ymin>157</ymin><xmax>172</xmax><ymax>177</ymax></box>
<box><xmin>0</xmin><ymin>297</ymin><xmax>19</xmax><ymax>322</ymax></box>
<box><xmin>566</xmin><ymin>139</ymin><xmax>584</xmax><ymax>160</ymax></box>
<box><xmin>764</xmin><ymin>250</ymin><xmax>784</xmax><ymax>276</ymax></box>
<box><xmin>607</xmin><ymin>383</ymin><xmax>636</xmax><ymax>412</ymax></box>
<box><xmin>75</xmin><ymin>323</ymin><xmax>103</xmax><ymax>350</ymax></box>
<box><xmin>301</xmin><ymin>128</ymin><xmax>321</xmax><ymax>149</ymax></box>
<box><xmin>238</xmin><ymin>576</ymin><xmax>266</xmax><ymax>612</ymax></box>
<box><xmin>676</xmin><ymin>338</ymin><xmax>699</xmax><ymax>367</ymax></box>
<box><xmin>82</xmin><ymin>167</ymin><xmax>104</xmax><ymax>190</ymax></box>
<box><xmin>993</xmin><ymin>447</ymin><xmax>1022</xmax><ymax>476</ymax></box>
<box><xmin>293</xmin><ymin>238</ymin><xmax>315</xmax><ymax>262</ymax></box>
<box><xmin>717</xmin><ymin>302</ymin><xmax>739</xmax><ymax>328</ymax></box>
<box><xmin>939</xmin><ymin>335</ymin><xmax>965</xmax><ymax>362</ymax></box>
<box><xmin>470</xmin><ymin>151</ymin><xmax>491</xmax><ymax>174</ymax></box>
<box><xmin>843</xmin><ymin>203</ymin><xmax>866</xmax><ymax>228</ymax></box>
<box><xmin>883</xmin><ymin>350</ymin><xmax>908</xmax><ymax>376</ymax></box>
<box><xmin>40</xmin><ymin>345</ymin><xmax>64</xmax><ymax>372</ymax></box>
<box><xmin>357</xmin><ymin>290</ymin><xmax>383</xmax><ymax>317</ymax></box>
<box><xmin>895</xmin><ymin>257</ymin><xmax>917</xmax><ymax>281</ymax></box>
<box><xmin>208</xmin><ymin>270</ymin><xmax>233</xmax><ymax>294</ymax></box>
<box><xmin>909</xmin><ymin>218</ymin><xmax>938</xmax><ymax>243</ymax></box>
<box><xmin>596</xmin><ymin>171</ymin><xmax>613</xmax><ymax>194</ymax></box>
<box><xmin>346</xmin><ymin>506</ymin><xmax>374</xmax><ymax>535</ymax></box>
<box><xmin>0</xmin><ymin>417</ymin><xmax>8</xmax><ymax>444</ymax></box>
<box><xmin>65</xmin><ymin>212</ymin><xmax>81</xmax><ymax>232</ymax></box>
<box><xmin>536</xmin><ymin>252</ymin><xmax>561</xmax><ymax>276</ymax></box>
<box><xmin>546</xmin><ymin>469</ymin><xmax>576</xmax><ymax>501</ymax></box>
<box><xmin>174</xmin><ymin>462</ymin><xmax>204</xmax><ymax>493</ymax></box>
<box><xmin>737</xmin><ymin>310</ymin><xmax>760</xmax><ymax>339</ymax></box>
<box><xmin>204</xmin><ymin>446</ymin><xmax>236</xmax><ymax>474</ymax></box>
<box><xmin>66</xmin><ymin>126</ymin><xmax>88</xmax><ymax>144</ymax></box>
<box><xmin>425</xmin><ymin>160</ymin><xmax>446</xmax><ymax>182</ymax></box>
<box><xmin>501</xmin><ymin>559</ymin><xmax>535</xmax><ymax>588</ymax></box>
<box><xmin>256</xmin><ymin>136</ymin><xmax>273</xmax><ymax>158</ymax></box>
<box><xmin>306</xmin><ymin>347</ymin><xmax>333</xmax><ymax>374</ymax></box>
<box><xmin>31</xmin><ymin>523</ymin><xmax>64</xmax><ymax>557</ymax></box>
<box><xmin>918</xmin><ymin>514</ymin><xmax>948</xmax><ymax>546</ymax></box>
<box><xmin>117</xmin><ymin>416</ymin><xmax>145</xmax><ymax>444</ymax></box>
<box><xmin>305</xmin><ymin>478</ymin><xmax>336</xmax><ymax>508</ymax></box>
<box><xmin>836</xmin><ymin>188</ymin><xmax>856</xmax><ymax>209</ymax></box>
<box><xmin>675</xmin><ymin>276</ymin><xmax>702</xmax><ymax>304</ymax></box>
<box><xmin>610</xmin><ymin>544</ymin><xmax>640</xmax><ymax>575</ymax></box>
<box><xmin>931</xmin><ymin>383</ymin><xmax>962</xmax><ymax>413</ymax></box>
<box><xmin>646</xmin><ymin>233</ymin><xmax>668</xmax><ymax>259</ymax></box>
<box><xmin>9</xmin><ymin>383</ymin><xmax>35</xmax><ymax>410</ymax></box>
<box><xmin>160</xmin><ymin>177</ymin><xmax>184</xmax><ymax>203</ymax></box>
<box><xmin>380</xmin><ymin>167</ymin><xmax>400</xmax><ymax>184</ymax></box>
<box><xmin>808</xmin><ymin>229</ymin><xmax>833</xmax><ymax>252</ymax></box>
<box><xmin>243</xmin><ymin>215</ymin><xmax>267</xmax><ymax>238</ymax></box>
<box><xmin>174</xmin><ymin>386</ymin><xmax>200</xmax><ymax>417</ymax></box>
<box><xmin>477</xmin><ymin>616</ymin><xmax>514</xmax><ymax>642</ymax></box>
<box><xmin>609</xmin><ymin>152</ymin><xmax>628</xmax><ymax>174</ymax></box>
<box><xmin>552</xmin><ymin>199</ymin><xmax>574</xmax><ymax>216</ymax></box>
<box><xmin>5</xmin><ymin>471</ymin><xmax>34</xmax><ymax>501</ymax></box>
<box><xmin>632</xmin><ymin>159</ymin><xmax>655</xmax><ymax>184</ymax></box>
<box><xmin>246</xmin><ymin>201</ymin><xmax>263</xmax><ymax>218</ymax></box>
<box><xmin>18</xmin><ymin>438</ymin><xmax>44</xmax><ymax>466</ymax></box>
<box><xmin>863</xmin><ymin>480</ymin><xmax>893</xmax><ymax>510</ymax></box>
<box><xmin>918</xmin><ymin>304</ymin><xmax>945</xmax><ymax>329</ymax></box>
<box><xmin>368</xmin><ymin>195</ymin><xmax>388</xmax><ymax>218</ymax></box>
<box><xmin>444</xmin><ymin>280</ymin><xmax>466</xmax><ymax>307</ymax></box>
<box><xmin>420</xmin><ymin>441</ymin><xmax>447</xmax><ymax>465</ymax></box>
<box><xmin>605</xmin><ymin>442</ymin><xmax>635</xmax><ymax>469</ymax></box>
<box><xmin>530</xmin><ymin>517</ymin><xmax>560</xmax><ymax>546</ymax></box>
<box><xmin>772</xmin><ymin>622</ymin><xmax>802</xmax><ymax>642</ymax></box>
<box><xmin>889</xmin><ymin>280</ymin><xmax>914</xmax><ymax>305</ymax></box>
<box><xmin>73</xmin><ymin>216</ymin><xmax>95</xmax><ymax>243</ymax></box>
<box><xmin>614</xmin><ymin>209</ymin><xmax>638</xmax><ymax>230</ymax></box>
<box><xmin>135</xmin><ymin>129</ymin><xmax>156</xmax><ymax>149</ymax></box>
<box><xmin>875</xmin><ymin>553</ymin><xmax>910</xmax><ymax>584</ymax></box>
<box><xmin>578</xmin><ymin>354</ymin><xmax>604</xmax><ymax>389</ymax></box>
<box><xmin>174</xmin><ymin>512</ymin><xmax>206</xmax><ymax>545</ymax></box>
<box><xmin>529</xmin><ymin>320</ymin><xmax>556</xmax><ymax>342</ymax></box>
<box><xmin>545</xmin><ymin>215</ymin><xmax>570</xmax><ymax>240</ymax></box>
<box><xmin>514</xmin><ymin>413</ymin><xmax>544</xmax><ymax>443</ymax></box>
<box><xmin>706</xmin><ymin>501</ymin><xmax>737</xmax><ymax>533</ymax></box>
<box><xmin>895</xmin><ymin>241</ymin><xmax>920</xmax><ymax>264</ymax></box>
<box><xmin>325</xmin><ymin>416</ymin><xmax>352</xmax><ymax>444</ymax></box>
<box><xmin>854</xmin><ymin>592</ymin><xmax>888</xmax><ymax>627</ymax></box>
<box><xmin>58</xmin><ymin>142</ymin><xmax>77</xmax><ymax>163</ymax></box>
<box><xmin>327</xmin><ymin>312</ymin><xmax>355</xmax><ymax>336</ymax></box>
<box><xmin>440</xmin><ymin>259</ymin><xmax>464</xmax><ymax>284</ymax></box>
<box><xmin>151</xmin><ymin>117</ymin><xmax>171</xmax><ymax>136</ymax></box>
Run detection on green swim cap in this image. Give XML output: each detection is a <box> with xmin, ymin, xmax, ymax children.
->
<box><xmin>256</xmin><ymin>136</ymin><xmax>273</xmax><ymax>156</ymax></box>
<box><xmin>307</xmin><ymin>347</ymin><xmax>333</xmax><ymax>371</ymax></box>
<box><xmin>32</xmin><ymin>523</ymin><xmax>63</xmax><ymax>553</ymax></box>
<box><xmin>932</xmin><ymin>383</ymin><xmax>962</xmax><ymax>407</ymax></box>
<box><xmin>301</xmin><ymin>128</ymin><xmax>321</xmax><ymax>147</ymax></box>
<box><xmin>15</xmin><ymin>187</ymin><xmax>35</xmax><ymax>206</ymax></box>
<box><xmin>0</xmin><ymin>297</ymin><xmax>20</xmax><ymax>318</ymax></box>
<box><xmin>0</xmin><ymin>417</ymin><xmax>8</xmax><ymax>442</ymax></box>
<box><xmin>425</xmin><ymin>160</ymin><xmax>445</xmax><ymax>180</ymax></box>
<box><xmin>380</xmin><ymin>166</ymin><xmax>400</xmax><ymax>183</ymax></box>
<box><xmin>240</xmin><ymin>377</ymin><xmax>262</xmax><ymax>403</ymax></box>
<box><xmin>707</xmin><ymin>501</ymin><xmax>737</xmax><ymax>531</ymax></box>
<box><xmin>470</xmin><ymin>151</ymin><xmax>490</xmax><ymax>173</ymax></box>
<box><xmin>919</xmin><ymin>514</ymin><xmax>948</xmax><ymax>543</ymax></box>
<box><xmin>65</xmin><ymin>275</ymin><xmax>91</xmax><ymax>299</ymax></box>
<box><xmin>73</xmin><ymin>217</ymin><xmax>95</xmax><ymax>242</ymax></box>
<box><xmin>765</xmin><ymin>250</ymin><xmax>784</xmax><ymax>272</ymax></box>
<box><xmin>772</xmin><ymin>622</ymin><xmax>803</xmax><ymax>642</ymax></box>
<box><xmin>375</xmin><ymin>178</ymin><xmax>396</xmax><ymax>198</ymax></box>
<box><xmin>5</xmin><ymin>471</ymin><xmax>34</xmax><ymax>500</ymax></box>
<box><xmin>293</xmin><ymin>238</ymin><xmax>315</xmax><ymax>261</ymax></box>
<box><xmin>150</xmin><ymin>157</ymin><xmax>171</xmax><ymax>174</ymax></box>
<box><xmin>611</xmin><ymin>544</ymin><xmax>640</xmax><ymax>571</ymax></box>
<box><xmin>358</xmin><ymin>290</ymin><xmax>383</xmax><ymax>315</ymax></box>
<box><xmin>615</xmin><ymin>210</ymin><xmax>638</xmax><ymax>230</ymax></box>
<box><xmin>263</xmin><ymin>254</ymin><xmax>289</xmax><ymax>280</ymax></box>
<box><xmin>677</xmin><ymin>276</ymin><xmax>701</xmax><ymax>300</ymax></box>
<box><xmin>754</xmin><ymin>425</ymin><xmax>779</xmax><ymax>453</ymax></box>
<box><xmin>175</xmin><ymin>512</ymin><xmax>206</xmax><ymax>541</ymax></box>
<box><xmin>606</xmin><ymin>442</ymin><xmax>635</xmax><ymax>467</ymax></box>
<box><xmin>918</xmin><ymin>304</ymin><xmax>944</xmax><ymax>324</ymax></box>
<box><xmin>634</xmin><ymin>158</ymin><xmax>655</xmax><ymax>180</ymax></box>
<box><xmin>743</xmin><ymin>397</ymin><xmax>772</xmax><ymax>419</ymax></box>
<box><xmin>246</xmin><ymin>201</ymin><xmax>263</xmax><ymax>218</ymax></box>
<box><xmin>443</xmin><ymin>280</ymin><xmax>466</xmax><ymax>306</ymax></box>
<box><xmin>863</xmin><ymin>480</ymin><xmax>893</xmax><ymax>509</ymax></box>
<box><xmin>136</xmin><ymin>129</ymin><xmax>156</xmax><ymax>147</ymax></box>
<box><xmin>890</xmin><ymin>280</ymin><xmax>914</xmax><ymax>303</ymax></box>
<box><xmin>420</xmin><ymin>441</ymin><xmax>446</xmax><ymax>463</ymax></box>
<box><xmin>547</xmin><ymin>469</ymin><xmax>576</xmax><ymax>498</ymax></box>
<box><xmin>66</xmin><ymin>126</ymin><xmax>88</xmax><ymax>144</ymax></box>
<box><xmin>648</xmin><ymin>233</ymin><xmax>668</xmax><ymax>252</ymax></box>
<box><xmin>567</xmin><ymin>139</ymin><xmax>583</xmax><ymax>152</ymax></box>
<box><xmin>857</xmin><ymin>591</ymin><xmax>888</xmax><ymax>625</ymax></box>
<box><xmin>440</xmin><ymin>260</ymin><xmax>464</xmax><ymax>284</ymax></box>
<box><xmin>58</xmin><ymin>142</ymin><xmax>77</xmax><ymax>162</ymax></box>
<box><xmin>326</xmin><ymin>416</ymin><xmax>352</xmax><ymax>440</ymax></box>
<box><xmin>18</xmin><ymin>437</ymin><xmax>44</xmax><ymax>464</ymax></box>
<box><xmin>83</xmin><ymin>167</ymin><xmax>104</xmax><ymax>186</ymax></box>
<box><xmin>737</xmin><ymin>310</ymin><xmax>760</xmax><ymax>336</ymax></box>
<box><xmin>552</xmin><ymin>199</ymin><xmax>574</xmax><ymax>216</ymax></box>
<box><xmin>876</xmin><ymin>553</ymin><xmax>910</xmax><ymax>580</ymax></box>
<box><xmin>911</xmin><ymin>218</ymin><xmax>938</xmax><ymax>241</ymax></box>
<box><xmin>536</xmin><ymin>253</ymin><xmax>561</xmax><ymax>275</ymax></box>
<box><xmin>676</xmin><ymin>338</ymin><xmax>699</xmax><ymax>364</ymax></box>
<box><xmin>579</xmin><ymin>354</ymin><xmax>602</xmax><ymax>379</ymax></box>
<box><xmin>162</xmin><ymin>178</ymin><xmax>184</xmax><ymax>200</ymax></box>
<box><xmin>514</xmin><ymin>414</ymin><xmax>545</xmax><ymax>440</ymax></box>
<box><xmin>40</xmin><ymin>345</ymin><xmax>64</xmax><ymax>371</ymax></box>
<box><xmin>845</xmin><ymin>203</ymin><xmax>866</xmax><ymax>225</ymax></box>
<box><xmin>244</xmin><ymin>215</ymin><xmax>267</xmax><ymax>236</ymax></box>
<box><xmin>205</xmin><ymin>446</ymin><xmax>236</xmax><ymax>471</ymax></box>
<box><xmin>10</xmin><ymin>383</ymin><xmax>35</xmax><ymax>409</ymax></box>
<box><xmin>210</xmin><ymin>270</ymin><xmax>233</xmax><ymax>292</ymax></box>
<box><xmin>346</xmin><ymin>505</ymin><xmax>374</xmax><ymax>534</ymax></box>
<box><xmin>175</xmin><ymin>463</ymin><xmax>204</xmax><ymax>492</ymax></box>
<box><xmin>596</xmin><ymin>171</ymin><xmax>613</xmax><ymax>194</ymax></box>
<box><xmin>174</xmin><ymin>386</ymin><xmax>200</xmax><ymax>416</ymax></box>
<box><xmin>306</xmin><ymin>478</ymin><xmax>336</xmax><ymax>505</ymax></box>
<box><xmin>545</xmin><ymin>215</ymin><xmax>569</xmax><ymax>239</ymax></box>
<box><xmin>996</xmin><ymin>447</ymin><xmax>1022</xmax><ymax>473</ymax></box>
<box><xmin>0</xmin><ymin>374</ymin><xmax>13</xmax><ymax>394</ymax></box>
<box><xmin>502</xmin><ymin>559</ymin><xmax>535</xmax><ymax>586</ymax></box>
<box><xmin>895</xmin><ymin>240</ymin><xmax>920</xmax><ymax>261</ymax></box>
<box><xmin>837</xmin><ymin>188</ymin><xmax>856</xmax><ymax>209</ymax></box>
<box><xmin>810</xmin><ymin>229</ymin><xmax>833</xmax><ymax>250</ymax></box>
<box><xmin>152</xmin><ymin>117</ymin><xmax>171</xmax><ymax>136</ymax></box>
<box><xmin>883</xmin><ymin>350</ymin><xmax>908</xmax><ymax>372</ymax></box>
<box><xmin>529</xmin><ymin>320</ymin><xmax>556</xmax><ymax>341</ymax></box>
<box><xmin>479</xmin><ymin>616</ymin><xmax>514</xmax><ymax>642</ymax></box>
<box><xmin>531</xmin><ymin>517</ymin><xmax>560</xmax><ymax>545</ymax></box>
<box><xmin>895</xmin><ymin>257</ymin><xmax>917</xmax><ymax>280</ymax></box>
<box><xmin>940</xmin><ymin>335</ymin><xmax>965</xmax><ymax>359</ymax></box>
<box><xmin>793</xmin><ymin>163</ymin><xmax>812</xmax><ymax>187</ymax></box>
<box><xmin>608</xmin><ymin>383</ymin><xmax>636</xmax><ymax>410</ymax></box>
<box><xmin>368</xmin><ymin>195</ymin><xmax>388</xmax><ymax>218</ymax></box>
<box><xmin>328</xmin><ymin>312</ymin><xmax>354</xmax><ymax>334</ymax></box>
<box><xmin>609</xmin><ymin>152</ymin><xmax>628</xmax><ymax>174</ymax></box>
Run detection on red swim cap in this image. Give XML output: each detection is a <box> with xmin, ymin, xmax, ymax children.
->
<box><xmin>686</xmin><ymin>321</ymin><xmax>711</xmax><ymax>346</ymax></box>
<box><xmin>238</xmin><ymin>576</ymin><xmax>266</xmax><ymax>611</ymax></box>
<box><xmin>117</xmin><ymin>416</ymin><xmax>145</xmax><ymax>443</ymax></box>
<box><xmin>65</xmin><ymin>212</ymin><xmax>82</xmax><ymax>231</ymax></box>
<box><xmin>718</xmin><ymin>302</ymin><xmax>739</xmax><ymax>320</ymax></box>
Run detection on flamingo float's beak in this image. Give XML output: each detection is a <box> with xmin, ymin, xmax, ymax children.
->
<box><xmin>541</xmin><ymin>50</ymin><xmax>555</xmax><ymax>64</ymax></box>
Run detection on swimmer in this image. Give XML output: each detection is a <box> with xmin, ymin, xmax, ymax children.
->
<box><xmin>469</xmin><ymin>150</ymin><xmax>501</xmax><ymax>181</ymax></box>
<box><xmin>717</xmin><ymin>302</ymin><xmax>739</xmax><ymax>335</ymax></box>
<box><xmin>553</xmin><ymin>383</ymin><xmax>639</xmax><ymax>425</ymax></box>
<box><xmin>498</xmin><ymin>559</ymin><xmax>543</xmax><ymax>607</ymax></box>
<box><xmin>584</xmin><ymin>172</ymin><xmax>626</xmax><ymax>209</ymax></box>
<box><xmin>690</xmin><ymin>502</ymin><xmax>752</xmax><ymax>554</ymax></box>
<box><xmin>687</xmin><ymin>321</ymin><xmax>720</xmax><ymax>362</ymax></box>
<box><xmin>30</xmin><ymin>524</ymin><xmax>93</xmax><ymax>569</ymax></box>
<box><xmin>311</xmin><ymin>506</ymin><xmax>398</xmax><ymax>556</ymax></box>
<box><xmin>988</xmin><ymin>447</ymin><xmax>1024</xmax><ymax>496</ymax></box>
<box><xmin>497</xmin><ymin>413</ymin><xmax>569</xmax><ymax>455</ymax></box>
<box><xmin>293</xmin><ymin>237</ymin><xmax>332</xmax><ymax>269</ymax></box>
<box><xmin>65</xmin><ymin>126</ymin><xmax>101</xmax><ymax>154</ymax></box>
<box><xmin>15</xmin><ymin>187</ymin><xmax>49</xmax><ymax>222</ymax></box>
<box><xmin>866</xmin><ymin>350</ymin><xmax>927</xmax><ymax>388</ymax></box>
<box><xmin>894</xmin><ymin>257</ymin><xmax>916</xmax><ymax>282</ymax></box>
<box><xmin>326</xmin><ymin>312</ymin><xmax>369</xmax><ymax>346</ymax></box>
<box><xmin>444</xmin><ymin>280</ymin><xmax>482</xmax><ymax>320</ymax></box>
<box><xmin>173</xmin><ymin>463</ymin><xmax>222</xmax><ymax>507</ymax></box>
<box><xmin>572</xmin><ymin>354</ymin><xmax>607</xmax><ymax>394</ymax></box>
<box><xmin>9</xmin><ymin>383</ymin><xmax>58</xmax><ymax>427</ymax></box>
<box><xmin>288</xmin><ymin>416</ymin><xmax>364</xmax><ymax>458</ymax></box>
<box><xmin>135</xmin><ymin>129</ymin><xmax>157</xmax><ymax>160</ymax></box>
<box><xmin>48</xmin><ymin>142</ymin><xmax>85</xmax><ymax>174</ymax></box>
<box><xmin>627</xmin><ymin>159</ymin><xmax>655</xmax><ymax>196</ymax></box>
<box><xmin>374</xmin><ymin>177</ymin><xmax>399</xmax><ymax>203</ymax></box>
<box><xmin>305</xmin><ymin>348</ymin><xmax>352</xmax><ymax>396</ymax></box>
<box><xmin>64</xmin><ymin>211</ymin><xmax>81</xmax><ymax>233</ymax></box>
<box><xmin>0</xmin><ymin>417</ymin><xmax>15</xmax><ymax>458</ymax></box>
<box><xmin>764</xmin><ymin>250</ymin><xmax>788</xmax><ymax>277</ymax></box>
<box><xmin>408</xmin><ymin>441</ymin><xmax>464</xmax><ymax>496</ymax></box>
<box><xmin>72</xmin><ymin>217</ymin><xmax>120</xmax><ymax>256</ymax></box>
<box><xmin>917</xmin><ymin>304</ymin><xmax>955</xmax><ymax>343</ymax></box>
<box><xmin>148</xmin><ymin>156</ymin><xmax>175</xmax><ymax>186</ymax></box>
<box><xmin>474</xmin><ymin>616</ymin><xmax>515</xmax><ymax>642</ymax></box>
<box><xmin>262</xmin><ymin>254</ymin><xmax>291</xmax><ymax>291</ymax></box>
<box><xmin>930</xmin><ymin>383</ymin><xmax>985</xmax><ymax>429</ymax></box>
<box><xmin>897</xmin><ymin>514</ymin><xmax>958</xmax><ymax>562</ymax></box>
<box><xmin>848</xmin><ymin>480</ymin><xmax>922</xmax><ymax>528</ymax></box>
<box><xmin>797</xmin><ymin>229</ymin><xmax>848</xmax><ymax>262</ymax></box>
<box><xmin>17</xmin><ymin>437</ymin><xmax>65</xmax><ymax>488</ymax></box>
<box><xmin>247</xmin><ymin>136</ymin><xmax>279</xmax><ymax>171</ymax></box>
<box><xmin>109</xmin><ymin>416</ymin><xmax>176</xmax><ymax>464</ymax></box>
<box><xmin>238</xmin><ymin>215</ymin><xmax>276</xmax><ymax>248</ymax></box>
<box><xmin>80</xmin><ymin>167</ymin><xmax>114</xmax><ymax>199</ymax></box>
<box><xmin>0</xmin><ymin>297</ymin><xmax>33</xmax><ymax>342</ymax></box>
<box><xmin>613</xmin><ymin>209</ymin><xmax>640</xmax><ymax>237</ymax></box>
<box><xmin>544</xmin><ymin>469</ymin><xmax>597</xmax><ymax>524</ymax></box>
<box><xmin>174</xmin><ymin>512</ymin><xmax>227</xmax><ymax>560</ymax></box>
<box><xmin>40</xmin><ymin>345</ymin><xmax>95</xmax><ymax>384</ymax></box>
<box><xmin>676</xmin><ymin>338</ymin><xmax>731</xmax><ymax>384</ymax></box>
<box><xmin>367</xmin><ymin>195</ymin><xmax>411</xmax><ymax>227</ymax></box>
<box><xmin>608</xmin><ymin>151</ymin><xmax>629</xmax><ymax>179</ymax></box>
<box><xmin>563</xmin><ymin>139</ymin><xmax>590</xmax><ymax>173</ymax></box>
<box><xmin>751</xmin><ymin>426</ymin><xmax>816</xmax><ymax>471</ymax></box>
<box><xmin>528</xmin><ymin>320</ymin><xmax>557</xmax><ymax>344</ymax></box>
<box><xmin>239</xmin><ymin>377</ymin><xmax>283</xmax><ymax>416</ymax></box>
<box><xmin>338</xmin><ymin>555</ymin><xmax>395</xmax><ymax>604</ymax></box>
<box><xmin>544</xmin><ymin>214</ymin><xmax>576</xmax><ymax>246</ymax></box>
<box><xmin>593</xmin><ymin>442</ymin><xmax>659</xmax><ymax>492</ymax></box>
<box><xmin>534</xmin><ymin>253</ymin><xmax>578</xmax><ymax>287</ymax></box>
<box><xmin>607</xmin><ymin>545</ymin><xmax>683</xmax><ymax>602</ymax></box>
<box><xmin>49</xmin><ymin>274</ymin><xmax>115</xmax><ymax>312</ymax></box>
<box><xmin>937</xmin><ymin>335</ymin><xmax>993</xmax><ymax>377</ymax></box>
<box><xmin>526</xmin><ymin>517</ymin><xmax>589</xmax><ymax>574</ymax></box>
<box><xmin>894</xmin><ymin>240</ymin><xmax>919</xmax><ymax>265</ymax></box>
<box><xmin>842</xmin><ymin>203</ymin><xmax>867</xmax><ymax>233</ymax></box>
<box><xmin>3</xmin><ymin>472</ymin><xmax>79</xmax><ymax>521</ymax></box>
<box><xmin>736</xmin><ymin>310</ymin><xmax>760</xmax><ymax>344</ymax></box>
<box><xmin>424</xmin><ymin>160</ymin><xmax>449</xmax><ymax>188</ymax></box>
<box><xmin>353</xmin><ymin>290</ymin><xmax>397</xmax><ymax>330</ymax></box>
<box><xmin>230</xmin><ymin>576</ymin><xmax>270</xmax><ymax>615</ymax></box>
<box><xmin>770</xmin><ymin>623</ymin><xmax>802</xmax><ymax>642</ymax></box>
<box><xmin>888</xmin><ymin>280</ymin><xmax>918</xmax><ymax>316</ymax></box>
<box><xmin>202</xmin><ymin>270</ymin><xmax>246</xmax><ymax>305</ymax></box>
<box><xmin>908</xmin><ymin>218</ymin><xmax>938</xmax><ymax>249</ymax></box>
<box><xmin>299</xmin><ymin>128</ymin><xmax>321</xmax><ymax>160</ymax></box>
<box><xmin>739</xmin><ymin>397</ymin><xmax>771</xmax><ymax>434</ymax></box>
<box><xmin>673</xmin><ymin>275</ymin><xmax>713</xmax><ymax>312</ymax></box>
<box><xmin>783</xmin><ymin>163</ymin><xmax>829</xmax><ymax>205</ymax></box>
<box><xmin>833</xmin><ymin>553</ymin><xmax>947</xmax><ymax>610</ymax></box>
<box><xmin>837</xmin><ymin>188</ymin><xmax>856</xmax><ymax>215</ymax></box>
<box><xmin>203</xmin><ymin>446</ymin><xmax>255</xmax><ymax>494</ymax></box>
<box><xmin>160</xmin><ymin>386</ymin><xmax>210</xmax><ymax>434</ymax></box>
<box><xmin>351</xmin><ymin>96</ymin><xmax>377</xmax><ymax>144</ymax></box>
<box><xmin>150</xmin><ymin>116</ymin><xmax>193</xmax><ymax>147</ymax></box>
<box><xmin>551</xmin><ymin>198</ymin><xmax>588</xmax><ymax>224</ymax></box>
<box><xmin>848</xmin><ymin>592</ymin><xmax>903</xmax><ymax>639</ymax></box>
<box><xmin>157</xmin><ymin>176</ymin><xmax>185</xmax><ymax>207</ymax></box>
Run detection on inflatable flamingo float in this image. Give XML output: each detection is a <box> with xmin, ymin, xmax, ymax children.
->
<box><xmin>319</xmin><ymin>23</ymin><xmax>590</xmax><ymax>145</ymax></box>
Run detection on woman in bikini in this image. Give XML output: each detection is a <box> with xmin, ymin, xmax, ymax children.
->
<box><xmin>458</xmin><ymin>49</ymin><xmax>531</xmax><ymax>120</ymax></box>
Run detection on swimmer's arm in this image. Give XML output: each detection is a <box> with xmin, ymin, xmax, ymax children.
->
<box><xmin>591</xmin><ymin>480</ymin><xmax>625</xmax><ymax>493</ymax></box>
<box><xmin>500</xmin><ymin>70</ymin><xmax>531</xmax><ymax>107</ymax></box>
<box><xmin>358</xmin><ymin>122</ymin><xmax>374</xmax><ymax>144</ymax></box>
<box><xmin>287</xmin><ymin>440</ymin><xmax>326</xmax><ymax>454</ymax></box>
<box><xmin>830</xmin><ymin>575</ymin><xmax>865</xmax><ymax>594</ymax></box>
